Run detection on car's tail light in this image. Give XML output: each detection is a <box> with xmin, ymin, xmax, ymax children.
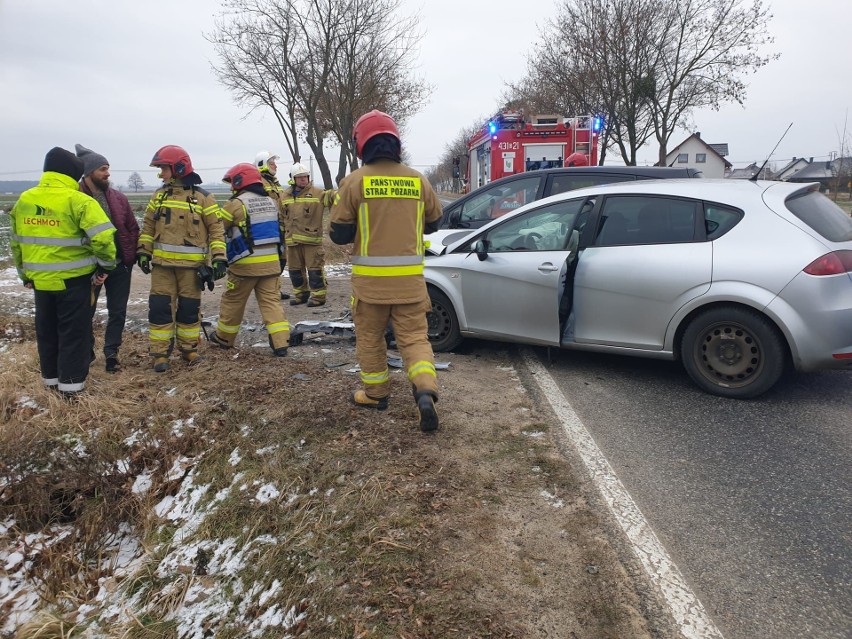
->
<box><xmin>803</xmin><ymin>250</ymin><xmax>852</xmax><ymax>275</ymax></box>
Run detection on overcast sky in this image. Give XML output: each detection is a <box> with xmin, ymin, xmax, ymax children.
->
<box><xmin>1</xmin><ymin>0</ymin><xmax>850</xmax><ymax>187</ymax></box>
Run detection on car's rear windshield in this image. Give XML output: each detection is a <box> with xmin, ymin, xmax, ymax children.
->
<box><xmin>785</xmin><ymin>190</ymin><xmax>852</xmax><ymax>242</ymax></box>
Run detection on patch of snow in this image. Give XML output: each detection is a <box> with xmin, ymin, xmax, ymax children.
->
<box><xmin>255</xmin><ymin>484</ymin><xmax>280</xmax><ymax>504</ymax></box>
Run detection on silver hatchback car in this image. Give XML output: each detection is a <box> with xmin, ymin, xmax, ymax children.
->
<box><xmin>425</xmin><ymin>179</ymin><xmax>852</xmax><ymax>398</ymax></box>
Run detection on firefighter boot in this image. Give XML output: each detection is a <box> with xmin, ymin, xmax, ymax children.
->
<box><xmin>307</xmin><ymin>297</ymin><xmax>326</xmax><ymax>307</ymax></box>
<box><xmin>415</xmin><ymin>391</ymin><xmax>439</xmax><ymax>433</ymax></box>
<box><xmin>280</xmin><ymin>291</ymin><xmax>291</xmax><ymax>300</ymax></box>
<box><xmin>181</xmin><ymin>351</ymin><xmax>203</xmax><ymax>367</ymax></box>
<box><xmin>209</xmin><ymin>332</ymin><xmax>232</xmax><ymax>349</ymax></box>
<box><xmin>352</xmin><ymin>390</ymin><xmax>388</xmax><ymax>411</ymax></box>
<box><xmin>289</xmin><ymin>292</ymin><xmax>309</xmax><ymax>306</ymax></box>
<box><xmin>153</xmin><ymin>357</ymin><xmax>170</xmax><ymax>373</ymax></box>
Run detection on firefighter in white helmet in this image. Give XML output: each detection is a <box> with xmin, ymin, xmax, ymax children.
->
<box><xmin>281</xmin><ymin>162</ymin><xmax>335</xmax><ymax>306</ymax></box>
<box><xmin>209</xmin><ymin>163</ymin><xmax>290</xmax><ymax>356</ymax></box>
<box><xmin>329</xmin><ymin>110</ymin><xmax>442</xmax><ymax>432</ymax></box>
<box><xmin>255</xmin><ymin>150</ymin><xmax>290</xmax><ymax>300</ymax></box>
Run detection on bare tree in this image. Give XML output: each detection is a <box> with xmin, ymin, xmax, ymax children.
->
<box><xmin>648</xmin><ymin>0</ymin><xmax>778</xmax><ymax>165</ymax></box>
<box><xmin>427</xmin><ymin>120</ymin><xmax>486</xmax><ymax>191</ymax></box>
<box><xmin>127</xmin><ymin>172</ymin><xmax>145</xmax><ymax>193</ymax></box>
<box><xmin>513</xmin><ymin>0</ymin><xmax>776</xmax><ymax>165</ymax></box>
<box><xmin>209</xmin><ymin>0</ymin><xmax>430</xmax><ymax>188</ymax></box>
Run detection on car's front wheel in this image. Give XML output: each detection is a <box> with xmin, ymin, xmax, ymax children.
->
<box><xmin>427</xmin><ymin>287</ymin><xmax>462</xmax><ymax>352</ymax></box>
<box><xmin>681</xmin><ymin>306</ymin><xmax>787</xmax><ymax>399</ymax></box>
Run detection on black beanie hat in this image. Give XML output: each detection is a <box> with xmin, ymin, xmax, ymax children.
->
<box><xmin>43</xmin><ymin>147</ymin><xmax>84</xmax><ymax>181</ymax></box>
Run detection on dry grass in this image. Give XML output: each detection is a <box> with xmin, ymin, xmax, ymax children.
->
<box><xmin>0</xmin><ymin>319</ymin><xmax>522</xmax><ymax>638</ymax></box>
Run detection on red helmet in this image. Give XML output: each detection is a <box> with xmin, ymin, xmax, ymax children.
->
<box><xmin>353</xmin><ymin>110</ymin><xmax>400</xmax><ymax>158</ymax></box>
<box><xmin>150</xmin><ymin>145</ymin><xmax>193</xmax><ymax>177</ymax></box>
<box><xmin>565</xmin><ymin>152</ymin><xmax>589</xmax><ymax>168</ymax></box>
<box><xmin>222</xmin><ymin>163</ymin><xmax>263</xmax><ymax>190</ymax></box>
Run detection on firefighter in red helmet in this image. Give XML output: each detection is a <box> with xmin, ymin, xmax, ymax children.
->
<box><xmin>329</xmin><ymin>110</ymin><xmax>443</xmax><ymax>432</ymax></box>
<box><xmin>565</xmin><ymin>152</ymin><xmax>589</xmax><ymax>167</ymax></box>
<box><xmin>137</xmin><ymin>145</ymin><xmax>227</xmax><ymax>372</ymax></box>
<box><xmin>208</xmin><ymin>163</ymin><xmax>290</xmax><ymax>355</ymax></box>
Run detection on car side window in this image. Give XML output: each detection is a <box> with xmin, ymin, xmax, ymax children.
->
<box><xmin>483</xmin><ymin>198</ymin><xmax>588</xmax><ymax>252</ymax></box>
<box><xmin>704</xmin><ymin>203</ymin><xmax>743</xmax><ymax>240</ymax></box>
<box><xmin>548</xmin><ymin>173</ymin><xmax>634</xmax><ymax>197</ymax></box>
<box><xmin>595</xmin><ymin>196</ymin><xmax>699</xmax><ymax>246</ymax></box>
<box><xmin>459</xmin><ymin>176</ymin><xmax>542</xmax><ymax>224</ymax></box>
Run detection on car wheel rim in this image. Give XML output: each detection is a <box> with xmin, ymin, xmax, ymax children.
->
<box><xmin>427</xmin><ymin>302</ymin><xmax>451</xmax><ymax>341</ymax></box>
<box><xmin>693</xmin><ymin>321</ymin><xmax>765</xmax><ymax>389</ymax></box>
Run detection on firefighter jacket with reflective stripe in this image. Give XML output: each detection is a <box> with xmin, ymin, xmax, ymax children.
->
<box><xmin>329</xmin><ymin>160</ymin><xmax>443</xmax><ymax>304</ymax></box>
<box><xmin>10</xmin><ymin>172</ymin><xmax>117</xmax><ymax>291</ymax></box>
<box><xmin>260</xmin><ymin>170</ymin><xmax>287</xmax><ymax>234</ymax></box>
<box><xmin>137</xmin><ymin>183</ymin><xmax>226</xmax><ymax>268</ymax></box>
<box><xmin>220</xmin><ymin>192</ymin><xmax>282</xmax><ymax>277</ymax></box>
<box><xmin>282</xmin><ymin>182</ymin><xmax>334</xmax><ymax>247</ymax></box>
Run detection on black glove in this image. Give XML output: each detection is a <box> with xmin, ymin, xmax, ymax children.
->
<box><xmin>212</xmin><ymin>259</ymin><xmax>228</xmax><ymax>280</ymax></box>
<box><xmin>136</xmin><ymin>254</ymin><xmax>151</xmax><ymax>274</ymax></box>
<box><xmin>196</xmin><ymin>265</ymin><xmax>215</xmax><ymax>291</ymax></box>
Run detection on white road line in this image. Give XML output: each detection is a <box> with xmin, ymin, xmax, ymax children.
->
<box><xmin>522</xmin><ymin>350</ymin><xmax>725</xmax><ymax>639</ymax></box>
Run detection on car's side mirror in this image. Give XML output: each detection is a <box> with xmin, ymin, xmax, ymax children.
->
<box><xmin>474</xmin><ymin>239</ymin><xmax>489</xmax><ymax>261</ymax></box>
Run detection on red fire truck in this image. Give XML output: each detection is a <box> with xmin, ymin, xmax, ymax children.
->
<box><xmin>467</xmin><ymin>111</ymin><xmax>602</xmax><ymax>190</ymax></box>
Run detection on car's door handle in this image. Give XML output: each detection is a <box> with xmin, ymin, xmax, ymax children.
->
<box><xmin>538</xmin><ymin>262</ymin><xmax>559</xmax><ymax>273</ymax></box>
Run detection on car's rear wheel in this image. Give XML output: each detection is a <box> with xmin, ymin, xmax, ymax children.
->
<box><xmin>681</xmin><ymin>306</ymin><xmax>786</xmax><ymax>399</ymax></box>
<box><xmin>427</xmin><ymin>287</ymin><xmax>462</xmax><ymax>352</ymax></box>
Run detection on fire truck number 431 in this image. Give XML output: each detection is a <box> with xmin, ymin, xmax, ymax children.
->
<box><xmin>497</xmin><ymin>141</ymin><xmax>519</xmax><ymax>151</ymax></box>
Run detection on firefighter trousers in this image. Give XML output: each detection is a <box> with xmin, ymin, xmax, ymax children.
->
<box><xmin>34</xmin><ymin>273</ymin><xmax>94</xmax><ymax>393</ymax></box>
<box><xmin>353</xmin><ymin>297</ymin><xmax>438</xmax><ymax>400</ymax></box>
<box><xmin>286</xmin><ymin>243</ymin><xmax>326</xmax><ymax>301</ymax></box>
<box><xmin>148</xmin><ymin>266</ymin><xmax>202</xmax><ymax>358</ymax></box>
<box><xmin>214</xmin><ymin>273</ymin><xmax>290</xmax><ymax>350</ymax></box>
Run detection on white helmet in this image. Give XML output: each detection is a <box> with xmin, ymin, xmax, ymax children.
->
<box><xmin>290</xmin><ymin>162</ymin><xmax>310</xmax><ymax>178</ymax></box>
<box><xmin>255</xmin><ymin>151</ymin><xmax>279</xmax><ymax>172</ymax></box>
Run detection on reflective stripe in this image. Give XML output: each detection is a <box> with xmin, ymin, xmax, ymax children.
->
<box><xmin>358</xmin><ymin>202</ymin><xmax>370</xmax><ymax>256</ymax></box>
<box><xmin>416</xmin><ymin>201</ymin><xmax>425</xmax><ymax>254</ymax></box>
<box><xmin>217</xmin><ymin>321</ymin><xmax>240</xmax><ymax>335</ymax></box>
<box><xmin>97</xmin><ymin>257</ymin><xmax>117</xmax><ymax>268</ymax></box>
<box><xmin>267</xmin><ymin>321</ymin><xmax>290</xmax><ymax>335</ymax></box>
<box><xmin>239</xmin><ymin>253</ymin><xmax>280</xmax><ymax>265</ymax></box>
<box><xmin>177</xmin><ymin>327</ymin><xmax>200</xmax><ymax>340</ymax></box>
<box><xmin>154</xmin><ymin>242</ymin><xmax>208</xmax><ymax>254</ymax></box>
<box><xmin>85</xmin><ymin>221</ymin><xmax>114</xmax><ymax>237</ymax></box>
<box><xmin>23</xmin><ymin>256</ymin><xmax>97</xmax><ymax>271</ymax></box>
<box><xmin>407</xmin><ymin>361</ymin><xmax>437</xmax><ymax>381</ymax></box>
<box><xmin>281</xmin><ymin>197</ymin><xmax>321</xmax><ymax>204</ymax></box>
<box><xmin>289</xmin><ymin>233</ymin><xmax>322</xmax><ymax>244</ymax></box>
<box><xmin>139</xmin><ymin>233</ymin><xmax>154</xmax><ymax>243</ymax></box>
<box><xmin>351</xmin><ymin>255</ymin><xmax>423</xmax><ymax>266</ymax></box>
<box><xmin>149</xmin><ymin>329</ymin><xmax>174</xmax><ymax>341</ymax></box>
<box><xmin>58</xmin><ymin>381</ymin><xmax>85</xmax><ymax>392</ymax></box>
<box><xmin>219</xmin><ymin>208</ymin><xmax>235</xmax><ymax>222</ymax></box>
<box><xmin>210</xmin><ymin>240</ymin><xmax>226</xmax><ymax>251</ymax></box>
<box><xmin>360</xmin><ymin>369</ymin><xmax>389</xmax><ymax>384</ymax></box>
<box><xmin>12</xmin><ymin>234</ymin><xmax>88</xmax><ymax>247</ymax></box>
<box><xmin>352</xmin><ymin>264</ymin><xmax>424</xmax><ymax>277</ymax></box>
<box><xmin>154</xmin><ymin>250</ymin><xmax>207</xmax><ymax>261</ymax></box>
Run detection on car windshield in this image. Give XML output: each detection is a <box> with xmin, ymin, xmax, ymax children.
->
<box><xmin>785</xmin><ymin>190</ymin><xmax>852</xmax><ymax>242</ymax></box>
<box><xmin>459</xmin><ymin>176</ymin><xmax>541</xmax><ymax>224</ymax></box>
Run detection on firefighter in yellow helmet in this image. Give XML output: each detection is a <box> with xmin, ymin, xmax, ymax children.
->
<box><xmin>282</xmin><ymin>162</ymin><xmax>335</xmax><ymax>307</ymax></box>
<box><xmin>209</xmin><ymin>163</ymin><xmax>290</xmax><ymax>355</ymax></box>
<box><xmin>136</xmin><ymin>145</ymin><xmax>227</xmax><ymax>372</ymax></box>
<box><xmin>329</xmin><ymin>110</ymin><xmax>443</xmax><ymax>432</ymax></box>
<box><xmin>9</xmin><ymin>147</ymin><xmax>117</xmax><ymax>397</ymax></box>
<box><xmin>255</xmin><ymin>150</ymin><xmax>290</xmax><ymax>300</ymax></box>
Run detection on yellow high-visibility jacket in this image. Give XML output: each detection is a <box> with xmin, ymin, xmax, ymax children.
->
<box><xmin>10</xmin><ymin>172</ymin><xmax>117</xmax><ymax>291</ymax></box>
<box><xmin>137</xmin><ymin>182</ymin><xmax>226</xmax><ymax>268</ymax></box>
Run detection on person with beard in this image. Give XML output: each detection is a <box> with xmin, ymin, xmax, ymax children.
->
<box><xmin>209</xmin><ymin>163</ymin><xmax>290</xmax><ymax>355</ymax></box>
<box><xmin>329</xmin><ymin>110</ymin><xmax>443</xmax><ymax>432</ymax></box>
<box><xmin>9</xmin><ymin>147</ymin><xmax>117</xmax><ymax>397</ymax></box>
<box><xmin>75</xmin><ymin>144</ymin><xmax>140</xmax><ymax>373</ymax></box>
<box><xmin>136</xmin><ymin>145</ymin><xmax>227</xmax><ymax>372</ymax></box>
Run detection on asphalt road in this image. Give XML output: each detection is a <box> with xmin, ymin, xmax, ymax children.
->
<box><xmin>520</xmin><ymin>345</ymin><xmax>851</xmax><ymax>639</ymax></box>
